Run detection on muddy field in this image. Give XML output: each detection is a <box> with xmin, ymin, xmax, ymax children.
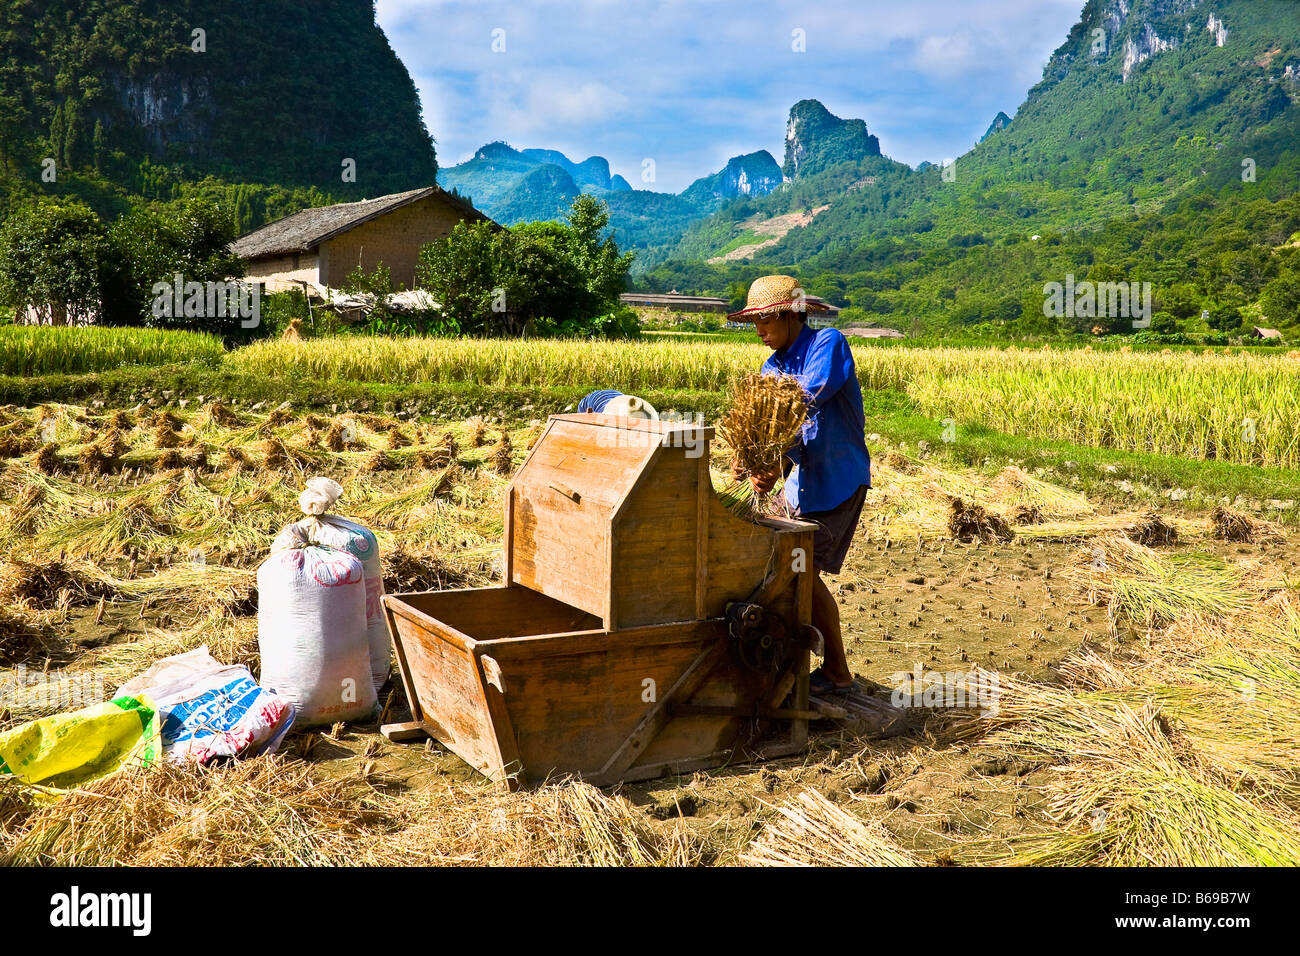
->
<box><xmin>1</xmin><ymin>400</ymin><xmax>1297</xmax><ymax>865</ymax></box>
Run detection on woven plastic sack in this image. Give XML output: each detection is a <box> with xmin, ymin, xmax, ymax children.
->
<box><xmin>0</xmin><ymin>695</ymin><xmax>160</xmax><ymax>789</ymax></box>
<box><xmin>257</xmin><ymin>541</ymin><xmax>375</xmax><ymax>726</ymax></box>
<box><xmin>273</xmin><ymin>477</ymin><xmax>389</xmax><ymax>694</ymax></box>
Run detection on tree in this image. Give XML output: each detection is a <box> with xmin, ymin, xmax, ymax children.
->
<box><xmin>416</xmin><ymin>219</ymin><xmax>499</xmax><ymax>334</ymax></box>
<box><xmin>100</xmin><ymin>197</ymin><xmax>244</xmax><ymax>329</ymax></box>
<box><xmin>1206</xmin><ymin>304</ymin><xmax>1243</xmax><ymax>333</ymax></box>
<box><xmin>1150</xmin><ymin>310</ymin><xmax>1178</xmax><ymax>334</ymax></box>
<box><xmin>0</xmin><ymin>91</ymin><xmax>30</xmax><ymax>174</ymax></box>
<box><xmin>0</xmin><ymin>200</ymin><xmax>108</xmax><ymax>325</ymax></box>
<box><xmin>417</xmin><ymin>196</ymin><xmax>637</xmax><ymax>338</ymax></box>
<box><xmin>1159</xmin><ymin>283</ymin><xmax>1201</xmax><ymax>320</ymax></box>
<box><xmin>562</xmin><ymin>194</ymin><xmax>634</xmax><ymax>314</ymax></box>
<box><xmin>1258</xmin><ymin>270</ymin><xmax>1300</xmax><ymax>330</ymax></box>
<box><xmin>92</xmin><ymin>119</ymin><xmax>106</xmax><ymax>172</ymax></box>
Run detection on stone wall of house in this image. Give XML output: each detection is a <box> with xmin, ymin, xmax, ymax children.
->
<box><xmin>242</xmin><ymin>252</ymin><xmax>321</xmax><ymax>291</ymax></box>
<box><xmin>319</xmin><ymin>195</ymin><xmax>469</xmax><ymax>290</ymax></box>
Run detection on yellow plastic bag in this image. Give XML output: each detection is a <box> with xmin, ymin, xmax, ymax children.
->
<box><xmin>0</xmin><ymin>694</ymin><xmax>161</xmax><ymax>790</ymax></box>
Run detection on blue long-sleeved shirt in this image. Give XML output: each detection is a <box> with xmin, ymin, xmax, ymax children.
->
<box><xmin>577</xmin><ymin>389</ymin><xmax>623</xmax><ymax>413</ymax></box>
<box><xmin>761</xmin><ymin>324</ymin><xmax>871</xmax><ymax>513</ymax></box>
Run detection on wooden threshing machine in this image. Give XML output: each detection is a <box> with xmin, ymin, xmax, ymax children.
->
<box><xmin>382</xmin><ymin>414</ymin><xmax>823</xmax><ymax>788</ymax></box>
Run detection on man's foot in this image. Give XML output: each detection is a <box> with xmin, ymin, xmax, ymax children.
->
<box><xmin>809</xmin><ymin>666</ymin><xmax>854</xmax><ymax>696</ymax></box>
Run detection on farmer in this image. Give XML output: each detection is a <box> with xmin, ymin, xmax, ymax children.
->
<box><xmin>728</xmin><ymin>275</ymin><xmax>870</xmax><ymax>696</ymax></box>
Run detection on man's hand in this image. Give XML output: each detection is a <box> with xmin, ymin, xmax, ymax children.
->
<box><xmin>750</xmin><ymin>469</ymin><xmax>779</xmax><ymax>494</ymax></box>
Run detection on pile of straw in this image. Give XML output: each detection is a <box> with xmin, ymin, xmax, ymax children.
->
<box><xmin>988</xmin><ymin>465</ymin><xmax>1094</xmax><ymax>520</ymax></box>
<box><xmin>1126</xmin><ymin>510</ymin><xmax>1179</xmax><ymax>546</ymax></box>
<box><xmin>1062</xmin><ymin>535</ymin><xmax>1249</xmax><ymax>627</ymax></box>
<box><xmin>467</xmin><ymin>416</ymin><xmax>488</xmax><ymax>447</ymax></box>
<box><xmin>376</xmin><ymin>780</ymin><xmax>696</xmax><ymax>867</ymax></box>
<box><xmin>489</xmin><ymin>432</ymin><xmax>514</xmax><ymax>476</ymax></box>
<box><xmin>0</xmin><ymin>757</ymin><xmax>383</xmax><ymax>866</ymax></box>
<box><xmin>946</xmin><ymin>496</ymin><xmax>1013</xmax><ymax>544</ymax></box>
<box><xmin>741</xmin><ymin>790</ymin><xmax>918</xmax><ymax>867</ymax></box>
<box><xmin>1210</xmin><ymin>505</ymin><xmax>1282</xmax><ymax>543</ymax></box>
<box><xmin>0</xmin><ymin>603</ymin><xmax>56</xmax><ymax>665</ymax></box>
<box><xmin>940</xmin><ymin>531</ymin><xmax>1300</xmax><ymax>867</ymax></box>
<box><xmin>946</xmin><ymin>670</ymin><xmax>1300</xmax><ymax>866</ymax></box>
<box><xmin>0</xmin><ymin>762</ymin><xmax>698</xmax><ymax>867</ymax></box>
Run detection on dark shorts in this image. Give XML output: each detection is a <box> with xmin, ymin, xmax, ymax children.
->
<box><xmin>796</xmin><ymin>484</ymin><xmax>868</xmax><ymax>575</ymax></box>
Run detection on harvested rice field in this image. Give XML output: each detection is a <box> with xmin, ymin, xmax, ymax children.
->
<box><xmin>3</xmin><ymin>397</ymin><xmax>1298</xmax><ymax>866</ymax></box>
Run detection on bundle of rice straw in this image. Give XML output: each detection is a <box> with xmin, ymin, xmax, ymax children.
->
<box><xmin>880</xmin><ymin>450</ymin><xmax>919</xmax><ymax>474</ymax></box>
<box><xmin>716</xmin><ymin>373</ymin><xmax>809</xmax><ymax>516</ymax></box>
<box><xmin>1126</xmin><ymin>510</ymin><xmax>1178</xmax><ymax>546</ymax></box>
<box><xmin>1210</xmin><ymin>505</ymin><xmax>1282</xmax><ymax>543</ymax></box>
<box><xmin>1062</xmin><ymin>535</ymin><xmax>1249</xmax><ymax>627</ymax></box>
<box><xmin>489</xmin><ymin>431</ymin><xmax>514</xmax><ymax>476</ymax></box>
<box><xmin>467</xmin><ymin>416</ymin><xmax>488</xmax><ymax>447</ymax></box>
<box><xmin>989</xmin><ymin>465</ymin><xmax>1094</xmax><ymax>520</ymax></box>
<box><xmin>741</xmin><ymin>790</ymin><xmax>918</xmax><ymax>867</ymax></box>
<box><xmin>946</xmin><ymin>496</ymin><xmax>1013</xmax><ymax>544</ymax></box>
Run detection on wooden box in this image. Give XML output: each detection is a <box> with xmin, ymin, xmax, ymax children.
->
<box><xmin>383</xmin><ymin>414</ymin><xmax>817</xmax><ymax>787</ymax></box>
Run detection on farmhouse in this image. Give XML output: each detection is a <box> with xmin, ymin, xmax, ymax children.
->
<box><xmin>230</xmin><ymin>186</ymin><xmax>492</xmax><ymax>292</ymax></box>
<box><xmin>1252</xmin><ymin>326</ymin><xmax>1284</xmax><ymax>341</ymax></box>
<box><xmin>619</xmin><ymin>291</ymin><xmax>730</xmax><ymax>313</ymax></box>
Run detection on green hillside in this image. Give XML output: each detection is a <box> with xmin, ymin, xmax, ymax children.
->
<box><xmin>640</xmin><ymin>0</ymin><xmax>1300</xmax><ymax>339</ymax></box>
<box><xmin>0</xmin><ymin>0</ymin><xmax>436</xmax><ymax>231</ymax></box>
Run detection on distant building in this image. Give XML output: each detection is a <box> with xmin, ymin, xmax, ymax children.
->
<box><xmin>1252</xmin><ymin>326</ymin><xmax>1284</xmax><ymax>341</ymax></box>
<box><xmin>620</xmin><ymin>291</ymin><xmax>730</xmax><ymax>314</ymax></box>
<box><xmin>724</xmin><ymin>295</ymin><xmax>841</xmax><ymax>330</ymax></box>
<box><xmin>231</xmin><ymin>186</ymin><xmax>492</xmax><ymax>293</ymax></box>
<box><xmin>805</xmin><ymin>297</ymin><xmax>841</xmax><ymax>328</ymax></box>
<box><xmin>842</xmin><ymin>326</ymin><xmax>905</xmax><ymax>339</ymax></box>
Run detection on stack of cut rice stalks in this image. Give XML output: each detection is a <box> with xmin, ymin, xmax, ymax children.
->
<box><xmin>741</xmin><ymin>790</ymin><xmax>919</xmax><ymax>867</ymax></box>
<box><xmin>862</xmin><ymin>455</ymin><xmax>1204</xmax><ymax>546</ymax></box>
<box><xmin>715</xmin><ymin>373</ymin><xmax>809</xmax><ymax>520</ymax></box>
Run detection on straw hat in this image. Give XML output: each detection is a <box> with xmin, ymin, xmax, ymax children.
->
<box><xmin>727</xmin><ymin>275</ymin><xmax>830</xmax><ymax>322</ymax></box>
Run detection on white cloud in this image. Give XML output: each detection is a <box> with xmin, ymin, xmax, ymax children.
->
<box><xmin>914</xmin><ymin>34</ymin><xmax>978</xmax><ymax>78</ymax></box>
<box><xmin>524</xmin><ymin>80</ymin><xmax>629</xmax><ymax>127</ymax></box>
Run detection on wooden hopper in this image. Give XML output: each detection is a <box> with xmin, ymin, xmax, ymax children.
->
<box><xmin>383</xmin><ymin>414</ymin><xmax>818</xmax><ymax>788</ymax></box>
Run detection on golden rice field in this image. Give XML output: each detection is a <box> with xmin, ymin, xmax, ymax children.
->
<box><xmin>3</xmin><ymin>399</ymin><xmax>1299</xmax><ymax>866</ymax></box>
<box><xmin>227</xmin><ymin>336</ymin><xmax>1300</xmax><ymax>469</ymax></box>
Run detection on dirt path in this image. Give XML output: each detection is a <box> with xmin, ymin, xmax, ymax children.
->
<box><xmin>708</xmin><ymin>204</ymin><xmax>831</xmax><ymax>263</ymax></box>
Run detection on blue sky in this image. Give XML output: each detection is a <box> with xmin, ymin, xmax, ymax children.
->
<box><xmin>375</xmin><ymin>0</ymin><xmax>1085</xmax><ymax>193</ymax></box>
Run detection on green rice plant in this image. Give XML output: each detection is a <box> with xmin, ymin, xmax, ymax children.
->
<box><xmin>0</xmin><ymin>325</ymin><xmax>223</xmax><ymax>376</ymax></box>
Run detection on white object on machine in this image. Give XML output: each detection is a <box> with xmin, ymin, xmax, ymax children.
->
<box><xmin>257</xmin><ymin>531</ymin><xmax>376</xmax><ymax>726</ymax></box>
<box><xmin>602</xmin><ymin>394</ymin><xmax>659</xmax><ymax>420</ymax></box>
<box><xmin>272</xmin><ymin>477</ymin><xmax>390</xmax><ymax>694</ymax></box>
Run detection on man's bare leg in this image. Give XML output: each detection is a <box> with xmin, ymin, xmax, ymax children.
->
<box><xmin>811</xmin><ymin>573</ymin><xmax>853</xmax><ymax>687</ymax></box>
